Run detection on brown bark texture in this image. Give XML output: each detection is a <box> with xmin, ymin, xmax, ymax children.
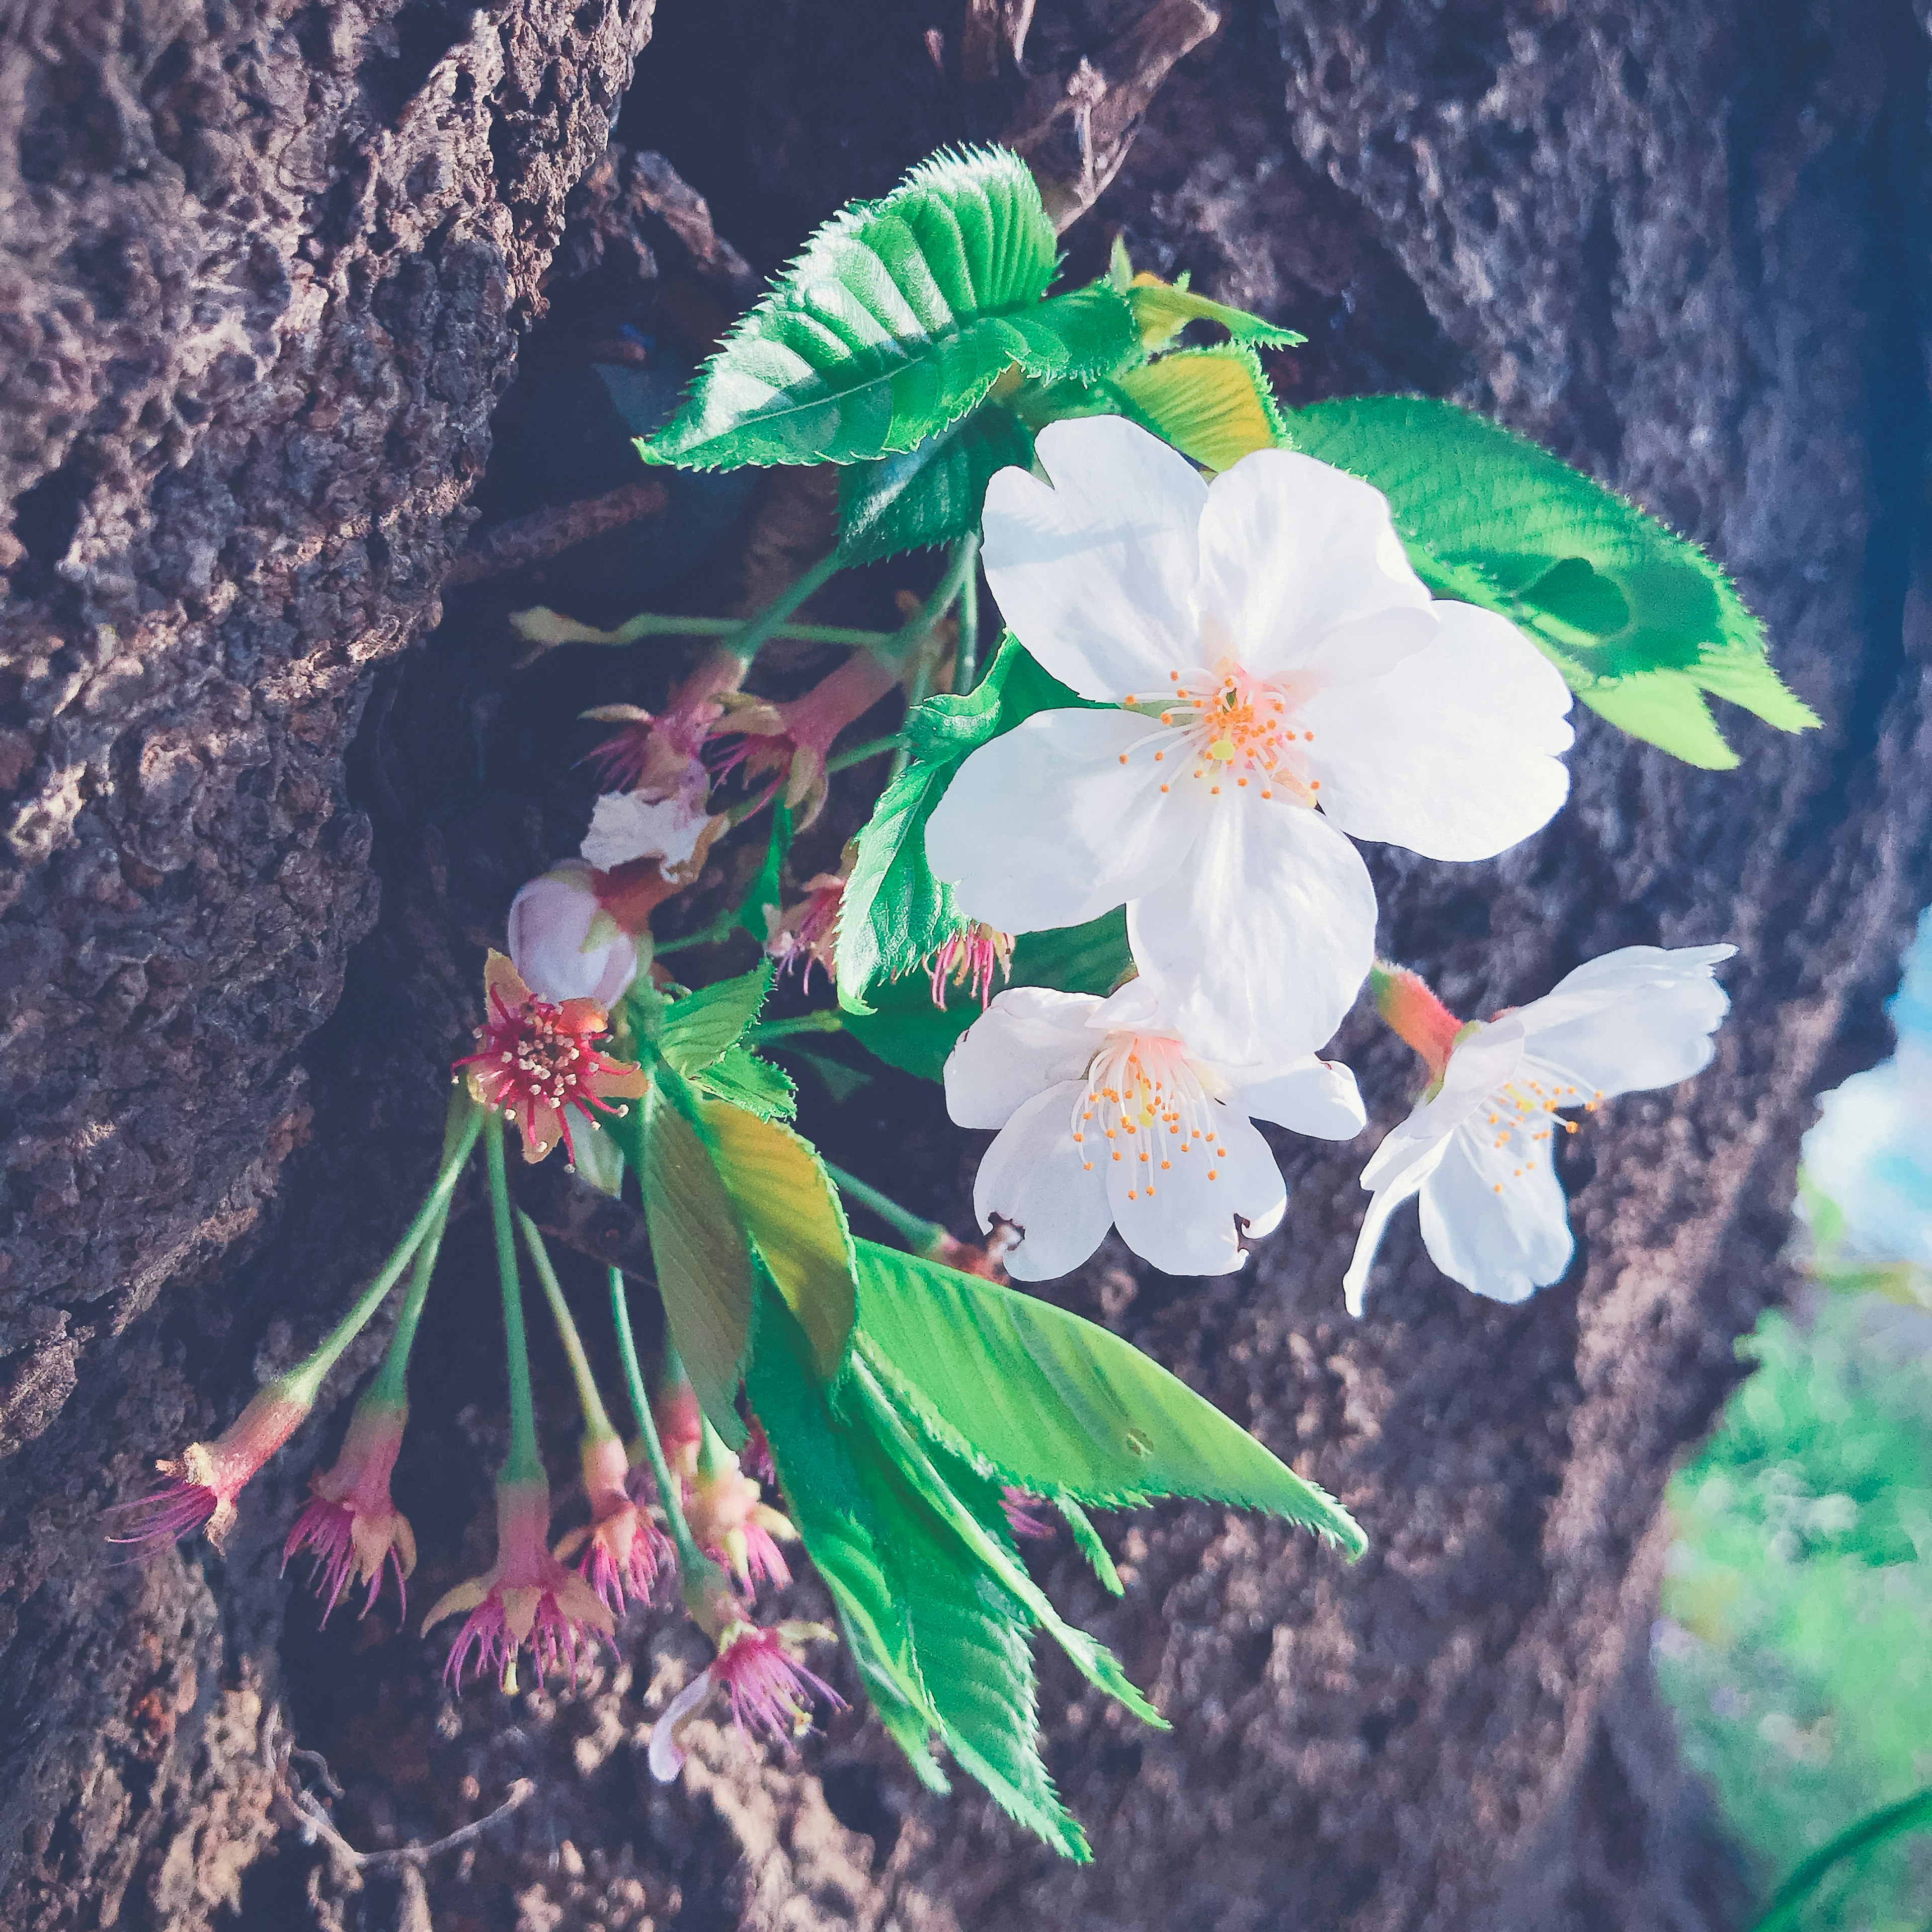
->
<box><xmin>2</xmin><ymin>3</ymin><xmax>1929</xmax><ymax>1930</ymax></box>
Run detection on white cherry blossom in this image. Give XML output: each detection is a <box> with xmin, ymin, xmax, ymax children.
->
<box><xmin>1344</xmin><ymin>944</ymin><xmax>1736</xmax><ymax>1313</ymax></box>
<box><xmin>924</xmin><ymin>416</ymin><xmax>1575</xmax><ymax>1064</ymax></box>
<box><xmin>946</xmin><ymin>978</ymin><xmax>1366</xmax><ymax>1280</ymax></box>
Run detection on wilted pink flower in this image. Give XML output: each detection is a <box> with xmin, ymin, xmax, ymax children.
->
<box><xmin>648</xmin><ymin>1621</ymin><xmax>843</xmax><ymax>1780</ymax></box>
<box><xmin>423</xmin><ymin>1473</ymin><xmax>616</xmax><ymax>1693</ymax></box>
<box><xmin>1001</xmin><ymin>1486</ymin><xmax>1058</xmax><ymax>1541</ymax></box>
<box><xmin>713</xmin><ymin>651</ymin><xmax>900</xmax><ymax>827</ymax></box>
<box><xmin>283</xmin><ymin>1391</ymin><xmax>416</xmax><ymax>1620</ymax></box>
<box><xmin>764</xmin><ymin>871</ymin><xmax>846</xmax><ymax>989</ymax></box>
<box><xmin>926</xmin><ymin>922</ymin><xmax>1014</xmax><ymax>1010</ymax></box>
<box><xmin>685</xmin><ymin>1458</ymin><xmax>796</xmax><ymax>1593</ymax></box>
<box><xmin>110</xmin><ymin>1378</ymin><xmax>312</xmax><ymax>1553</ymax></box>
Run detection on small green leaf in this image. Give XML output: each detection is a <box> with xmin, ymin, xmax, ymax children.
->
<box><xmin>639</xmin><ymin>1084</ymin><xmax>753</xmax><ymax>1445</ymax></box>
<box><xmin>838</xmin><ymin>405</ymin><xmax>1035</xmax><ymax>565</ymax></box>
<box><xmin>733</xmin><ymin>802</ymin><xmax>792</xmax><ymax>944</ymax></box>
<box><xmin>1056</xmin><ymin>1499</ymin><xmax>1124</xmax><ymax>1596</ymax></box>
<box><xmin>640</xmin><ymin>148</ymin><xmax>1138</xmax><ymax>471</ymax></box>
<box><xmin>844</xmin><ymin>908</ymin><xmax>1130</xmax><ymax>1082</ymax></box>
<box><xmin>835</xmin><ymin>635</ymin><xmax>1090</xmax><ymax>1013</ymax></box>
<box><xmin>699</xmin><ymin>1043</ymin><xmax>797</xmax><ymax>1120</ymax></box>
<box><xmin>659</xmin><ymin>962</ymin><xmax>773</xmax><ymax>1077</ymax></box>
<box><xmin>854</xmin><ymin>1240</ymin><xmax>1365</xmax><ymax>1549</ymax></box>
<box><xmin>1282</xmin><ymin>395</ymin><xmax>1818</xmax><ymax>766</ymax></box>
<box><xmin>1125</xmin><ymin>275</ymin><xmax>1303</xmax><ymax>354</ymax></box>
<box><xmin>702</xmin><ymin>1103</ymin><xmax>856</xmax><ymax>1379</ymax></box>
<box><xmin>1105</xmin><ymin>343</ymin><xmax>1287</xmax><ymax>473</ymax></box>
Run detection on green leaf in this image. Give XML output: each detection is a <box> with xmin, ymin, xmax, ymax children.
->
<box><xmin>1056</xmin><ymin>1499</ymin><xmax>1124</xmax><ymax>1596</ymax></box>
<box><xmin>638</xmin><ymin>1084</ymin><xmax>753</xmax><ymax>1445</ymax></box>
<box><xmin>1105</xmin><ymin>344</ymin><xmax>1287</xmax><ymax>473</ymax></box>
<box><xmin>659</xmin><ymin>963</ymin><xmax>773</xmax><ymax>1077</ymax></box>
<box><xmin>846</xmin><ymin>1355</ymin><xmax>1166</xmax><ymax>1729</ymax></box>
<box><xmin>747</xmin><ymin>1290</ymin><xmax>927</xmax><ymax>1715</ymax></box>
<box><xmin>853</xmin><ymin>1239</ymin><xmax>1365</xmax><ymax>1550</ymax></box>
<box><xmin>640</xmin><ymin>147</ymin><xmax>1139</xmax><ymax>471</ymax></box>
<box><xmin>701</xmin><ymin>1102</ymin><xmax>856</xmax><ymax>1379</ymax></box>
<box><xmin>733</xmin><ymin>802</ymin><xmax>792</xmax><ymax>944</ymax></box>
<box><xmin>1282</xmin><ymin>395</ymin><xmax>1819</xmax><ymax>767</ymax></box>
<box><xmin>698</xmin><ymin>1042</ymin><xmax>797</xmax><ymax>1121</ymax></box>
<box><xmin>1124</xmin><ymin>274</ymin><xmax>1303</xmax><ymax>354</ymax></box>
<box><xmin>844</xmin><ymin>909</ymin><xmax>1129</xmax><ymax>1082</ymax></box>
<box><xmin>835</xmin><ymin>635</ymin><xmax>1089</xmax><ymax>1013</ymax></box>
<box><xmin>838</xmin><ymin>404</ymin><xmax>1035</xmax><ymax>565</ymax></box>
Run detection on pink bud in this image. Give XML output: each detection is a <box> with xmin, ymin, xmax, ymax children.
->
<box><xmin>508</xmin><ymin>863</ymin><xmax>639</xmax><ymax>1008</ymax></box>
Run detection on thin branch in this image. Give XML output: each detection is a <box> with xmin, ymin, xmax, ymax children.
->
<box><xmin>446</xmin><ymin>478</ymin><xmax>669</xmax><ymax>587</ymax></box>
<box><xmin>513</xmin><ymin>1156</ymin><xmax>658</xmax><ymax>1283</ymax></box>
<box><xmin>291</xmin><ymin>1777</ymin><xmax>535</xmax><ymax>1872</ymax></box>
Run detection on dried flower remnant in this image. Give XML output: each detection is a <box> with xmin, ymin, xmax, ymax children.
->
<box><xmin>927</xmin><ymin>922</ymin><xmax>1014</xmax><ymax>1010</ymax></box>
<box><xmin>685</xmin><ymin>1456</ymin><xmax>798</xmax><ymax>1593</ymax></box>
<box><xmin>712</xmin><ymin>650</ymin><xmax>901</xmax><ymax>827</ymax></box>
<box><xmin>553</xmin><ymin>1432</ymin><xmax>670</xmax><ymax>1617</ymax></box>
<box><xmin>111</xmin><ymin>1378</ymin><xmax>313</xmax><ymax>1553</ymax></box>
<box><xmin>648</xmin><ymin>1621</ymin><xmax>844</xmax><ymax>1781</ymax></box>
<box><xmin>1002</xmin><ymin>1487</ymin><xmax>1058</xmax><ymax>1541</ymax></box>
<box><xmin>424</xmin><ymin>1473</ymin><xmax>616</xmax><ymax>1692</ymax></box>
<box><xmin>765</xmin><ymin>870</ymin><xmax>847</xmax><ymax>989</ymax></box>
<box><xmin>284</xmin><ymin>1391</ymin><xmax>417</xmax><ymax>1620</ymax></box>
<box><xmin>453</xmin><ymin>952</ymin><xmax>650</xmax><ymax>1164</ymax></box>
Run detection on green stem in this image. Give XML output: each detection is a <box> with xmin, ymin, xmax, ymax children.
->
<box><xmin>955</xmin><ymin>532</ymin><xmax>982</xmax><ymax>691</ymax></box>
<box><xmin>484</xmin><ymin>1116</ymin><xmax>541</xmax><ymax>1482</ymax></box>
<box><xmin>290</xmin><ymin>1102</ymin><xmax>484</xmax><ymax>1401</ymax></box>
<box><xmin>746</xmin><ymin>1010</ymin><xmax>845</xmax><ymax>1043</ymax></box>
<box><xmin>518</xmin><ymin>1212</ymin><xmax>617</xmax><ymax>1442</ymax></box>
<box><xmin>889</xmin><ymin>537</ymin><xmax>979</xmax><ymax>778</ymax></box>
<box><xmin>369</xmin><ymin>1198</ymin><xmax>449</xmax><ymax>1407</ymax></box>
<box><xmin>608</xmin><ymin>1268</ymin><xmax>704</xmax><ymax>1570</ymax></box>
<box><xmin>1749</xmin><ymin>1785</ymin><xmax>1932</xmax><ymax>1932</ymax></box>
<box><xmin>823</xmin><ymin>1160</ymin><xmax>945</xmax><ymax>1254</ymax></box>
<box><xmin>582</xmin><ymin>613</ymin><xmax>892</xmax><ymax>649</ymax></box>
<box><xmin>727</xmin><ymin>548</ymin><xmax>846</xmax><ymax>662</ymax></box>
<box><xmin>825</xmin><ymin>732</ymin><xmax>907</xmax><ymax>775</ymax></box>
<box><xmin>654</xmin><ymin>913</ymin><xmax>745</xmax><ymax>958</ymax></box>
<box><xmin>697</xmin><ymin>1416</ymin><xmax>735</xmax><ymax>1481</ymax></box>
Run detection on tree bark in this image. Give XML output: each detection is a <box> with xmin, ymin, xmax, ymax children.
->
<box><xmin>3</xmin><ymin>3</ymin><xmax>1928</xmax><ymax>1929</ymax></box>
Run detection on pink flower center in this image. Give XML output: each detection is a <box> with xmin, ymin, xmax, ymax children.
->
<box><xmin>1120</xmin><ymin>655</ymin><xmax>1317</xmax><ymax>804</ymax></box>
<box><xmin>1071</xmin><ymin>1031</ymin><xmax>1228</xmax><ymax>1201</ymax></box>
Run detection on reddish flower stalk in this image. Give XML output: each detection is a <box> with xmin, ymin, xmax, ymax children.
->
<box><xmin>423</xmin><ymin>1473</ymin><xmax>616</xmax><ymax>1693</ymax></box>
<box><xmin>1001</xmin><ymin>1486</ymin><xmax>1058</xmax><ymax>1541</ymax></box>
<box><xmin>553</xmin><ymin>1432</ymin><xmax>671</xmax><ymax>1617</ymax></box>
<box><xmin>1370</xmin><ymin>959</ymin><xmax>1467</xmax><ymax>1086</ymax></box>
<box><xmin>283</xmin><ymin>1390</ymin><xmax>417</xmax><ymax>1620</ymax></box>
<box><xmin>111</xmin><ymin>1378</ymin><xmax>313</xmax><ymax>1554</ymax></box>
<box><xmin>713</xmin><ymin>650</ymin><xmax>901</xmax><ymax>827</ymax></box>
<box><xmin>925</xmin><ymin>922</ymin><xmax>1013</xmax><ymax>1010</ymax></box>
<box><xmin>452</xmin><ymin>952</ymin><xmax>650</xmax><ymax>1164</ymax></box>
<box><xmin>924</xmin><ymin>1224</ymin><xmax>1017</xmax><ymax>1282</ymax></box>
<box><xmin>648</xmin><ymin>1621</ymin><xmax>844</xmax><ymax>1781</ymax></box>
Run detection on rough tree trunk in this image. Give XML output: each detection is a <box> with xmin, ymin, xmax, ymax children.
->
<box><xmin>3</xmin><ymin>3</ymin><xmax>1928</xmax><ymax>1930</ymax></box>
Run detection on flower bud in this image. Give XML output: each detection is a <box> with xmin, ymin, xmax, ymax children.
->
<box><xmin>508</xmin><ymin>863</ymin><xmax>639</xmax><ymax>1008</ymax></box>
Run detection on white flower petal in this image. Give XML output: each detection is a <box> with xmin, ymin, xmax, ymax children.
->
<box><xmin>981</xmin><ymin>417</ymin><xmax>1208</xmax><ymax>699</ymax></box>
<box><xmin>583</xmin><ymin>792</ymin><xmax>709</xmax><ymax>875</ymax></box>
<box><xmin>1361</xmin><ymin>1017</ymin><xmax>1524</xmax><ymax>1188</ymax></box>
<box><xmin>1129</xmin><ymin>797</ymin><xmax>1377</xmax><ymax>1064</ymax></box>
<box><xmin>1195</xmin><ymin>450</ymin><xmax>1430</xmax><ymax>677</ymax></box>
<box><xmin>649</xmin><ymin>1666</ymin><xmax>717</xmax><ymax>1782</ymax></box>
<box><xmin>926</xmin><ymin>709</ymin><xmax>1204</xmax><ymax>933</ymax></box>
<box><xmin>1226</xmin><ymin>1056</ymin><xmax>1366</xmax><ymax>1140</ymax></box>
<box><xmin>1416</xmin><ymin>1128</ymin><xmax>1574</xmax><ymax>1303</ymax></box>
<box><xmin>1342</xmin><ymin>1130</ymin><xmax>1455</xmax><ymax>1316</ymax></box>
<box><xmin>1301</xmin><ymin>603</ymin><xmax>1574</xmax><ymax>861</ymax></box>
<box><xmin>944</xmin><ymin>988</ymin><xmax>1103</xmax><ymax>1130</ymax></box>
<box><xmin>973</xmin><ymin>1082</ymin><xmax>1114</xmax><ymax>1281</ymax></box>
<box><xmin>1514</xmin><ymin>944</ymin><xmax>1735</xmax><ymax>1097</ymax></box>
<box><xmin>1105</xmin><ymin>1103</ymin><xmax>1281</xmax><ymax>1275</ymax></box>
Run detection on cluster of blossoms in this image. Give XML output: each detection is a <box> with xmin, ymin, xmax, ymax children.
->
<box><xmin>926</xmin><ymin>418</ymin><xmax>1734</xmax><ymax>1306</ymax></box>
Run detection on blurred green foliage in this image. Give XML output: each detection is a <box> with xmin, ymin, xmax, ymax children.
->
<box><xmin>1658</xmin><ymin>1293</ymin><xmax>1932</xmax><ymax>1928</ymax></box>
